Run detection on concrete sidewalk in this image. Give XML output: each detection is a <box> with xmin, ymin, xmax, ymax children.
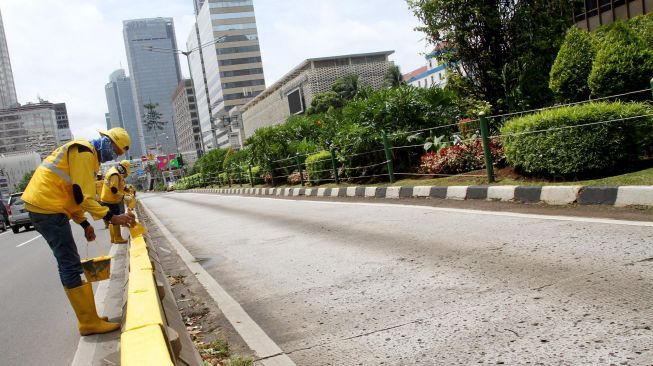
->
<box><xmin>71</xmin><ymin>231</ymin><xmax>128</xmax><ymax>366</ymax></box>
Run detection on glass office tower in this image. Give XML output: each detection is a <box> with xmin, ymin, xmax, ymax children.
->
<box><xmin>123</xmin><ymin>18</ymin><xmax>182</xmax><ymax>155</ymax></box>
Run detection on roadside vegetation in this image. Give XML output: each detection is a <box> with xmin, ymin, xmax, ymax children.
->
<box><xmin>175</xmin><ymin>12</ymin><xmax>653</xmax><ymax>191</ymax></box>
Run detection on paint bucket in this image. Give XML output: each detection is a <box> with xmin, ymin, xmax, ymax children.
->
<box><xmin>81</xmin><ymin>255</ymin><xmax>112</xmax><ymax>282</ymax></box>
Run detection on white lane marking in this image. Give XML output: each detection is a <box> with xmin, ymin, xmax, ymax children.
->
<box><xmin>141</xmin><ymin>201</ymin><xmax>296</xmax><ymax>366</ymax></box>
<box><xmin>16</xmin><ymin>234</ymin><xmax>43</xmax><ymax>248</ymax></box>
<box><xmin>189</xmin><ymin>193</ymin><xmax>653</xmax><ymax>228</ymax></box>
<box><xmin>0</xmin><ymin>230</ymin><xmax>10</xmax><ymax>236</ymax></box>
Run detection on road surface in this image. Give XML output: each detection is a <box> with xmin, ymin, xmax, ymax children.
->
<box><xmin>142</xmin><ymin>192</ymin><xmax>653</xmax><ymax>365</ymax></box>
<box><xmin>0</xmin><ymin>218</ymin><xmax>116</xmax><ymax>365</ymax></box>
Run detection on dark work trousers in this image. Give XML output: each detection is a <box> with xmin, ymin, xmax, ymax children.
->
<box><xmin>29</xmin><ymin>212</ymin><xmax>83</xmax><ymax>288</ymax></box>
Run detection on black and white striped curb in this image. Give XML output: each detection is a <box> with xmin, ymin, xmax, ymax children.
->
<box><xmin>181</xmin><ymin>185</ymin><xmax>653</xmax><ymax>207</ymax></box>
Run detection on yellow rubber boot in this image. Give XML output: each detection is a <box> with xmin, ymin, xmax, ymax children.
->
<box><xmin>110</xmin><ymin>224</ymin><xmax>127</xmax><ymax>244</ymax></box>
<box><xmin>64</xmin><ymin>282</ymin><xmax>120</xmax><ymax>336</ymax></box>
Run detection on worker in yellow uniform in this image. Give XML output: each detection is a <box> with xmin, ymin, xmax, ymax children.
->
<box><xmin>22</xmin><ymin>128</ymin><xmax>136</xmax><ymax>336</ymax></box>
<box><xmin>95</xmin><ymin>173</ymin><xmax>108</xmax><ymax>228</ymax></box>
<box><xmin>101</xmin><ymin>160</ymin><xmax>131</xmax><ymax>244</ymax></box>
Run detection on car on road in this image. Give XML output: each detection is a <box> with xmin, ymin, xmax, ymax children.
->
<box><xmin>0</xmin><ymin>201</ymin><xmax>8</xmax><ymax>232</ymax></box>
<box><xmin>8</xmin><ymin>192</ymin><xmax>32</xmax><ymax>233</ymax></box>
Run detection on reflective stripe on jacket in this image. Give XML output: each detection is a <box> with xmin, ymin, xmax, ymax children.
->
<box><xmin>22</xmin><ymin>140</ymin><xmax>109</xmax><ymax>223</ymax></box>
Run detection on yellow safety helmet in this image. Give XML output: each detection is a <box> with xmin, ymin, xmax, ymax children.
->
<box><xmin>99</xmin><ymin>127</ymin><xmax>131</xmax><ymax>155</ymax></box>
<box><xmin>119</xmin><ymin>160</ymin><xmax>131</xmax><ymax>176</ymax></box>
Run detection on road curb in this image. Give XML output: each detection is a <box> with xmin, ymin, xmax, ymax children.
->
<box><xmin>181</xmin><ymin>185</ymin><xmax>653</xmax><ymax>208</ymax></box>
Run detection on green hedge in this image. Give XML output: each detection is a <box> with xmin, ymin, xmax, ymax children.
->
<box><xmin>501</xmin><ymin>102</ymin><xmax>653</xmax><ymax>176</ymax></box>
<box><xmin>549</xmin><ymin>26</ymin><xmax>596</xmax><ymax>103</ymax></box>
<box><xmin>173</xmin><ymin>173</ymin><xmax>200</xmax><ymax>190</ymax></box>
<box><xmin>305</xmin><ymin>150</ymin><xmax>332</xmax><ymax>184</ymax></box>
<box><xmin>588</xmin><ymin>22</ymin><xmax>653</xmax><ymax>98</ymax></box>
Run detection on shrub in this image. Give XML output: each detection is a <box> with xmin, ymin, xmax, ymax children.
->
<box><xmin>588</xmin><ymin>22</ymin><xmax>653</xmax><ymax>98</ymax></box>
<box><xmin>305</xmin><ymin>150</ymin><xmax>332</xmax><ymax>184</ymax></box>
<box><xmin>501</xmin><ymin>102</ymin><xmax>653</xmax><ymax>176</ymax></box>
<box><xmin>287</xmin><ymin>170</ymin><xmax>309</xmax><ymax>185</ymax></box>
<box><xmin>173</xmin><ymin>173</ymin><xmax>201</xmax><ymax>190</ymax></box>
<box><xmin>418</xmin><ymin>139</ymin><xmax>504</xmax><ymax>175</ymax></box>
<box><xmin>549</xmin><ymin>26</ymin><xmax>596</xmax><ymax>103</ymax></box>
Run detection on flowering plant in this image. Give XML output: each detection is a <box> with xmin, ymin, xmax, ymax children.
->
<box><xmin>418</xmin><ymin>138</ymin><xmax>504</xmax><ymax>175</ymax></box>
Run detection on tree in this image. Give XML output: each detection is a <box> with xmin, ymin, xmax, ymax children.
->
<box><xmin>306</xmin><ymin>91</ymin><xmax>344</xmax><ymax>115</ymax></box>
<box><xmin>549</xmin><ymin>26</ymin><xmax>597</xmax><ymax>103</ymax></box>
<box><xmin>588</xmin><ymin>22</ymin><xmax>653</xmax><ymax>98</ymax></box>
<box><xmin>384</xmin><ymin>64</ymin><xmax>404</xmax><ymax>88</ymax></box>
<box><xmin>407</xmin><ymin>0</ymin><xmax>574</xmax><ymax>113</ymax></box>
<box><xmin>331</xmin><ymin>74</ymin><xmax>359</xmax><ymax>100</ymax></box>
<box><xmin>16</xmin><ymin>170</ymin><xmax>34</xmax><ymax>191</ymax></box>
<box><xmin>143</xmin><ymin>103</ymin><xmax>167</xmax><ymax>153</ymax></box>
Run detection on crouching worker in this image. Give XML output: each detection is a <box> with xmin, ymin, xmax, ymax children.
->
<box><xmin>22</xmin><ymin>127</ymin><xmax>136</xmax><ymax>336</ymax></box>
<box><xmin>101</xmin><ymin>160</ymin><xmax>131</xmax><ymax>244</ymax></box>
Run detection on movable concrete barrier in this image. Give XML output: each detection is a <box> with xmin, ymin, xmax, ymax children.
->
<box><xmin>121</xmin><ymin>204</ymin><xmax>203</xmax><ymax>366</ymax></box>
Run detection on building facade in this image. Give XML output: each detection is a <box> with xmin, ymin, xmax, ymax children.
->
<box><xmin>404</xmin><ymin>46</ymin><xmax>451</xmax><ymax>89</ymax></box>
<box><xmin>190</xmin><ymin>0</ymin><xmax>266</xmax><ymax>149</ymax></box>
<box><xmin>104</xmin><ymin>69</ymin><xmax>143</xmax><ymax>158</ymax></box>
<box><xmin>123</xmin><ymin>18</ymin><xmax>182</xmax><ymax>156</ymax></box>
<box><xmin>187</xmin><ymin>23</ymin><xmax>214</xmax><ymax>151</ymax></box>
<box><xmin>172</xmin><ymin>79</ymin><xmax>202</xmax><ymax>165</ymax></box>
<box><xmin>0</xmin><ymin>9</ymin><xmax>17</xmax><ymax>110</ymax></box>
<box><xmin>241</xmin><ymin>51</ymin><xmax>394</xmax><ymax>138</ymax></box>
<box><xmin>105</xmin><ymin>113</ymin><xmax>111</xmax><ymax>130</ymax></box>
<box><xmin>54</xmin><ymin>103</ymin><xmax>73</xmax><ymax>143</ymax></box>
<box><xmin>573</xmin><ymin>0</ymin><xmax>652</xmax><ymax>30</ymax></box>
<box><xmin>0</xmin><ymin>103</ymin><xmax>61</xmax><ymax>158</ymax></box>
<box><xmin>0</xmin><ymin>151</ymin><xmax>41</xmax><ymax>195</ymax></box>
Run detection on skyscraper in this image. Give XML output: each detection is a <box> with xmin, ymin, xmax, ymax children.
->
<box><xmin>172</xmin><ymin>79</ymin><xmax>203</xmax><ymax>165</ymax></box>
<box><xmin>105</xmin><ymin>69</ymin><xmax>143</xmax><ymax>158</ymax></box>
<box><xmin>54</xmin><ymin>103</ymin><xmax>73</xmax><ymax>143</ymax></box>
<box><xmin>189</xmin><ymin>0</ymin><xmax>265</xmax><ymax>149</ymax></box>
<box><xmin>123</xmin><ymin>18</ymin><xmax>182</xmax><ymax>155</ymax></box>
<box><xmin>0</xmin><ymin>8</ymin><xmax>18</xmax><ymax>109</ymax></box>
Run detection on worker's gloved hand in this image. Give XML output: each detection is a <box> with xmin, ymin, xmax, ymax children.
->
<box><xmin>84</xmin><ymin>225</ymin><xmax>96</xmax><ymax>242</ymax></box>
<box><xmin>110</xmin><ymin>214</ymin><xmax>136</xmax><ymax>228</ymax></box>
<box><xmin>126</xmin><ymin>210</ymin><xmax>135</xmax><ymax>219</ymax></box>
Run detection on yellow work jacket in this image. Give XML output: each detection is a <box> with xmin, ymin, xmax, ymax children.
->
<box><xmin>95</xmin><ymin>179</ymin><xmax>103</xmax><ymax>201</ymax></box>
<box><xmin>100</xmin><ymin>166</ymin><xmax>126</xmax><ymax>204</ymax></box>
<box><xmin>23</xmin><ymin>140</ymin><xmax>110</xmax><ymax>224</ymax></box>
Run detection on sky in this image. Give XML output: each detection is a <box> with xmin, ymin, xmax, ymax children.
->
<box><xmin>1</xmin><ymin>0</ymin><xmax>430</xmax><ymax>141</ymax></box>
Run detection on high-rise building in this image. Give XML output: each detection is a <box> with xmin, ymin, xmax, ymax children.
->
<box><xmin>123</xmin><ymin>18</ymin><xmax>182</xmax><ymax>156</ymax></box>
<box><xmin>0</xmin><ymin>102</ymin><xmax>60</xmax><ymax>158</ymax></box>
<box><xmin>105</xmin><ymin>69</ymin><xmax>143</xmax><ymax>158</ymax></box>
<box><xmin>54</xmin><ymin>103</ymin><xmax>73</xmax><ymax>143</ymax></box>
<box><xmin>105</xmin><ymin>113</ymin><xmax>111</xmax><ymax>130</ymax></box>
<box><xmin>0</xmin><ymin>8</ymin><xmax>18</xmax><ymax>109</ymax></box>
<box><xmin>0</xmin><ymin>151</ymin><xmax>41</xmax><ymax>195</ymax></box>
<box><xmin>172</xmin><ymin>79</ymin><xmax>202</xmax><ymax>165</ymax></box>
<box><xmin>189</xmin><ymin>0</ymin><xmax>266</xmax><ymax>149</ymax></box>
<box><xmin>573</xmin><ymin>0</ymin><xmax>651</xmax><ymax>31</ymax></box>
<box><xmin>187</xmin><ymin>23</ymin><xmax>214</xmax><ymax>151</ymax></box>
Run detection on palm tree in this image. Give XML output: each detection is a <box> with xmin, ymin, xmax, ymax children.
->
<box><xmin>384</xmin><ymin>65</ymin><xmax>404</xmax><ymax>88</ymax></box>
<box><xmin>143</xmin><ymin>102</ymin><xmax>167</xmax><ymax>154</ymax></box>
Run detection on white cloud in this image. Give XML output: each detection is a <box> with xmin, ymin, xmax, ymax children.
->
<box><xmin>1</xmin><ymin>0</ymin><xmax>428</xmax><ymax>142</ymax></box>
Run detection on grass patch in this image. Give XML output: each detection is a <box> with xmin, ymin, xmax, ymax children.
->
<box><xmin>202</xmin><ymin>167</ymin><xmax>653</xmax><ymax>189</ymax></box>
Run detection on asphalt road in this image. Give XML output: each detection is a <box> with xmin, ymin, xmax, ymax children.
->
<box><xmin>0</xmin><ymin>217</ymin><xmax>113</xmax><ymax>366</ymax></box>
<box><xmin>142</xmin><ymin>192</ymin><xmax>653</xmax><ymax>365</ymax></box>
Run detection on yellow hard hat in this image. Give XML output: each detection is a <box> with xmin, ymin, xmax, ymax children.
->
<box><xmin>119</xmin><ymin>160</ymin><xmax>131</xmax><ymax>176</ymax></box>
<box><xmin>99</xmin><ymin>127</ymin><xmax>130</xmax><ymax>155</ymax></box>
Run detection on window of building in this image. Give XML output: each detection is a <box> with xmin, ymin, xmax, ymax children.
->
<box><xmin>222</xmin><ymin>79</ymin><xmax>265</xmax><ymax>89</ymax></box>
<box><xmin>439</xmin><ymin>73</ymin><xmax>444</xmax><ymax>81</ymax></box>
<box><xmin>209</xmin><ymin>0</ymin><xmax>253</xmax><ymax>8</ymax></box>
<box><xmin>221</xmin><ymin>34</ymin><xmax>258</xmax><ymax>43</ymax></box>
<box><xmin>213</xmin><ymin>23</ymin><xmax>257</xmax><ymax>32</ymax></box>
<box><xmin>211</xmin><ymin>11</ymin><xmax>255</xmax><ymax>20</ymax></box>
<box><xmin>431</xmin><ymin>75</ymin><xmax>435</xmax><ymax>84</ymax></box>
<box><xmin>418</xmin><ymin>81</ymin><xmax>421</xmax><ymax>87</ymax></box>
<box><xmin>216</xmin><ymin>45</ymin><xmax>260</xmax><ymax>55</ymax></box>
<box><xmin>218</xmin><ymin>56</ymin><xmax>261</xmax><ymax>66</ymax></box>
<box><xmin>220</xmin><ymin>67</ymin><xmax>264</xmax><ymax>78</ymax></box>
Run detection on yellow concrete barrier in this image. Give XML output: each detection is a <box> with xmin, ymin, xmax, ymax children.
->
<box><xmin>121</xmin><ymin>200</ymin><xmax>175</xmax><ymax>366</ymax></box>
<box><xmin>121</xmin><ymin>324</ymin><xmax>174</xmax><ymax>366</ymax></box>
